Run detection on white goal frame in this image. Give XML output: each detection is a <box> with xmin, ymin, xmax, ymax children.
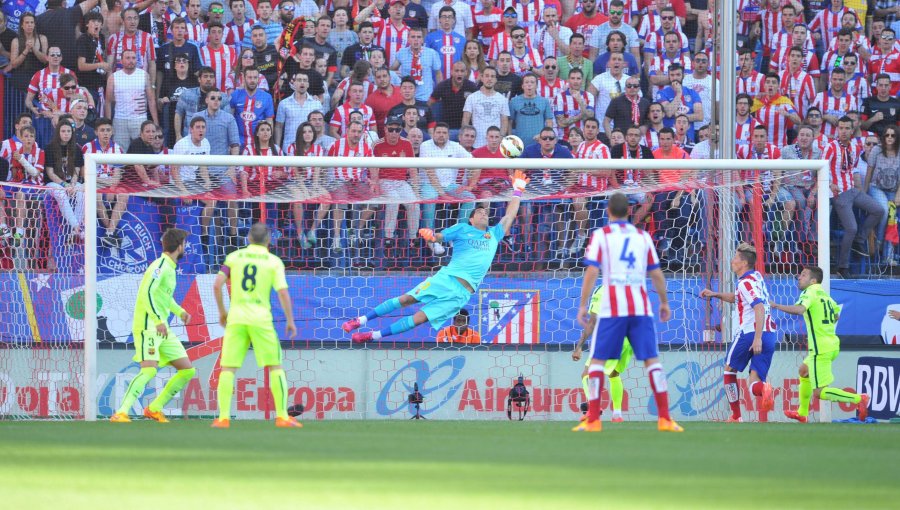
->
<box><xmin>81</xmin><ymin>154</ymin><xmax>831</xmax><ymax>421</ymax></box>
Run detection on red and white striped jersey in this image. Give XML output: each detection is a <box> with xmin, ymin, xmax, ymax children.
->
<box><xmin>240</xmin><ymin>144</ymin><xmax>283</xmax><ymax>182</ymax></box>
<box><xmin>768</xmin><ymin>29</ymin><xmax>815</xmax><ymax>57</ymax></box>
<box><xmin>487</xmin><ymin>31</ymin><xmax>512</xmax><ymax>61</ymax></box>
<box><xmin>770</xmin><ymin>45</ymin><xmax>821</xmax><ymax>78</ymax></box>
<box><xmin>760</xmin><ymin>9</ymin><xmax>782</xmax><ymax>53</ymax></box>
<box><xmin>644</xmin><ymin>29</ymin><xmax>689</xmax><ymax>58</ymax></box>
<box><xmin>164</xmin><ymin>6</ymin><xmax>187</xmax><ymax>25</ymax></box>
<box><xmin>583</xmin><ymin>221</ymin><xmax>660</xmax><ymax>318</ymax></box>
<box><xmin>753</xmin><ymin>96</ymin><xmax>798</xmax><ymax>146</ymax></box>
<box><xmin>648</xmin><ymin>53</ymin><xmax>692</xmax><ymax>96</ymax></box>
<box><xmin>537</xmin><ymin>76</ymin><xmax>567</xmax><ymax>100</ymax></box>
<box><xmin>734</xmin><ymin>270</ymin><xmax>777</xmax><ymax>334</ymax></box>
<box><xmin>107</xmin><ymin>30</ymin><xmax>156</xmax><ymax>70</ymax></box>
<box><xmin>327</xmin><ymin>136</ymin><xmax>374</xmax><ymax>181</ymax></box>
<box><xmin>335</xmin><ymin>77</ymin><xmax>376</xmax><ymax>105</ymax></box>
<box><xmin>876</xmin><ymin>50</ymin><xmax>900</xmax><ymax>95</ymax></box>
<box><xmin>820</xmin><ymin>50</ymin><xmax>863</xmax><ymax>78</ymax></box>
<box><xmin>501</xmin><ymin>0</ymin><xmax>546</xmax><ymax>38</ymax></box>
<box><xmin>814</xmin><ymin>133</ymin><xmax>831</xmax><ymax>153</ymax></box>
<box><xmin>553</xmin><ymin>89</ymin><xmax>594</xmax><ymax>138</ymax></box>
<box><xmin>200</xmin><ymin>45</ymin><xmax>237</xmax><ymax>91</ymax></box>
<box><xmin>284</xmin><ymin>143</ymin><xmax>324</xmax><ymax>180</ymax></box>
<box><xmin>574</xmin><ymin>139</ymin><xmax>612</xmax><ymax>189</ymax></box>
<box><xmin>598</xmin><ymin>0</ymin><xmax>640</xmax><ymax>25</ymax></box>
<box><xmin>734</xmin><ymin>117</ymin><xmax>760</xmax><ymax>147</ymax></box>
<box><xmin>510</xmin><ymin>46</ymin><xmax>544</xmax><ymax>75</ymax></box>
<box><xmin>329</xmin><ymin>103</ymin><xmax>377</xmax><ymax>136</ymax></box>
<box><xmin>809</xmin><ymin>6</ymin><xmax>857</xmax><ymax>42</ymax></box>
<box><xmin>812</xmin><ymin>90</ymin><xmax>859</xmax><ymax>138</ymax></box>
<box><xmin>28</xmin><ymin>66</ymin><xmax>74</xmax><ymax>110</ymax></box>
<box><xmin>735</xmin><ymin>71</ymin><xmax>765</xmax><ymax>97</ymax></box>
<box><xmin>47</xmin><ymin>87</ymin><xmax>92</xmax><ymax>113</ymax></box>
<box><xmin>183</xmin><ymin>19</ymin><xmax>207</xmax><ymax>46</ymax></box>
<box><xmin>737</xmin><ymin>143</ymin><xmax>782</xmax><ymax>191</ymax></box>
<box><xmin>641</xmin><ymin>126</ymin><xmax>661</xmax><ymax>150</ymax></box>
<box><xmin>827</xmin><ymin>31</ymin><xmax>871</xmax><ymax>56</ymax></box>
<box><xmin>225</xmin><ymin>19</ymin><xmax>253</xmax><ymax>49</ymax></box>
<box><xmin>372</xmin><ymin>19</ymin><xmax>410</xmax><ymax>66</ymax></box>
<box><xmin>824</xmin><ymin>138</ymin><xmax>863</xmax><ymax>196</ymax></box>
<box><xmin>637</xmin><ymin>10</ymin><xmax>682</xmax><ymax>39</ymax></box>
<box><xmin>736</xmin><ymin>0</ymin><xmax>761</xmax><ymax>37</ymax></box>
<box><xmin>1</xmin><ymin>140</ymin><xmax>44</xmax><ymax>185</ymax></box>
<box><xmin>845</xmin><ymin>75</ymin><xmax>871</xmax><ymax>101</ymax></box>
<box><xmin>81</xmin><ymin>140</ymin><xmax>124</xmax><ymax>179</ymax></box>
<box><xmin>472</xmin><ymin>6</ymin><xmax>503</xmax><ymax>47</ymax></box>
<box><xmin>868</xmin><ymin>47</ymin><xmax>896</xmax><ymax>78</ymax></box>
<box><xmin>779</xmin><ymin>69</ymin><xmax>816</xmax><ymax>118</ymax></box>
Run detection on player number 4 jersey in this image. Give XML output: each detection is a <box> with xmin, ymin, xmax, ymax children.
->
<box><xmin>584</xmin><ymin>221</ymin><xmax>659</xmax><ymax>318</ymax></box>
<box><xmin>734</xmin><ymin>270</ymin><xmax>777</xmax><ymax>335</ymax></box>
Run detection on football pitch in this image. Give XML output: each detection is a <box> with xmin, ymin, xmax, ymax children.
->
<box><xmin>1</xmin><ymin>420</ymin><xmax>895</xmax><ymax>509</ymax></box>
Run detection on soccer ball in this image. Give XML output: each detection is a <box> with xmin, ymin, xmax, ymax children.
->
<box><xmin>499</xmin><ymin>135</ymin><xmax>524</xmax><ymax>159</ymax></box>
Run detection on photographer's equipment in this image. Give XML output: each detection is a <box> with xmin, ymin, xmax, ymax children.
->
<box><xmin>506</xmin><ymin>375</ymin><xmax>530</xmax><ymax>421</ymax></box>
<box><xmin>408</xmin><ymin>382</ymin><xmax>425</xmax><ymax>420</ymax></box>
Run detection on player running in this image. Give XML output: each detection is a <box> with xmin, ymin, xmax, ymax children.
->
<box><xmin>342</xmin><ymin>170</ymin><xmax>529</xmax><ymax>342</ymax></box>
<box><xmin>111</xmin><ymin>228</ymin><xmax>196</xmax><ymax>423</ymax></box>
<box><xmin>212</xmin><ymin>223</ymin><xmax>299</xmax><ymax>428</ymax></box>
<box><xmin>771</xmin><ymin>266</ymin><xmax>870</xmax><ymax>423</ymax></box>
<box><xmin>573</xmin><ymin>193</ymin><xmax>682</xmax><ymax>433</ymax></box>
<box><xmin>700</xmin><ymin>243</ymin><xmax>776</xmax><ymax>423</ymax></box>
<box><xmin>572</xmin><ymin>285</ymin><xmax>633</xmax><ymax>423</ymax></box>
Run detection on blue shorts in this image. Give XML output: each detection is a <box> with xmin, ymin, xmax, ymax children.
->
<box><xmin>591</xmin><ymin>316</ymin><xmax>658</xmax><ymax>361</ymax></box>
<box><xmin>406</xmin><ymin>272</ymin><xmax>474</xmax><ymax>330</ymax></box>
<box><xmin>725</xmin><ymin>331</ymin><xmax>777</xmax><ymax>381</ymax></box>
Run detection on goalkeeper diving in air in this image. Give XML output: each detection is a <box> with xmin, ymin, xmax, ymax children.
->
<box><xmin>343</xmin><ymin>170</ymin><xmax>530</xmax><ymax>342</ymax></box>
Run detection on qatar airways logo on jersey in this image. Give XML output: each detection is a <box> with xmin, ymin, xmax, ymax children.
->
<box><xmin>465</xmin><ymin>238</ymin><xmax>491</xmax><ymax>250</ymax></box>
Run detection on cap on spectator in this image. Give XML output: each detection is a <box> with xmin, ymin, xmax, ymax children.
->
<box><xmin>174</xmin><ymin>51</ymin><xmax>191</xmax><ymax>61</ymax></box>
<box><xmin>503</xmin><ymin>6</ymin><xmax>517</xmax><ymax>14</ymax></box>
<box><xmin>389</xmin><ymin>0</ymin><xmax>404</xmax><ymax>5</ymax></box>
<box><xmin>385</xmin><ymin>117</ymin><xmax>402</xmax><ymax>127</ymax></box>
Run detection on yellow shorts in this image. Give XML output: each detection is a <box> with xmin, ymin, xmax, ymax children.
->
<box><xmin>585</xmin><ymin>338</ymin><xmax>634</xmax><ymax>375</ymax></box>
<box><xmin>804</xmin><ymin>350</ymin><xmax>838</xmax><ymax>389</ymax></box>
<box><xmin>132</xmin><ymin>328</ymin><xmax>188</xmax><ymax>368</ymax></box>
<box><xmin>222</xmin><ymin>323</ymin><xmax>282</xmax><ymax>368</ymax></box>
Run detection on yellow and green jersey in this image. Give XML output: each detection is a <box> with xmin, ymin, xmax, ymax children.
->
<box><xmin>220</xmin><ymin>244</ymin><xmax>288</xmax><ymax>327</ymax></box>
<box><xmin>134</xmin><ymin>255</ymin><xmax>184</xmax><ymax>331</ymax></box>
<box><xmin>589</xmin><ymin>285</ymin><xmax>604</xmax><ymax>316</ymax></box>
<box><xmin>796</xmin><ymin>283</ymin><xmax>842</xmax><ymax>355</ymax></box>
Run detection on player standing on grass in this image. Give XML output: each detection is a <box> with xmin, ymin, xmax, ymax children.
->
<box><xmin>771</xmin><ymin>266</ymin><xmax>869</xmax><ymax>423</ymax></box>
<box><xmin>211</xmin><ymin>223</ymin><xmax>300</xmax><ymax>428</ymax></box>
<box><xmin>111</xmin><ymin>228</ymin><xmax>196</xmax><ymax>423</ymax></box>
<box><xmin>343</xmin><ymin>170</ymin><xmax>530</xmax><ymax>342</ymax></box>
<box><xmin>573</xmin><ymin>193</ymin><xmax>683</xmax><ymax>432</ymax></box>
<box><xmin>572</xmin><ymin>285</ymin><xmax>633</xmax><ymax>423</ymax></box>
<box><xmin>700</xmin><ymin>243</ymin><xmax>776</xmax><ymax>423</ymax></box>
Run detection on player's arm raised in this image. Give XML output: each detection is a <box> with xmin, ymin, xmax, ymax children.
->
<box><xmin>500</xmin><ymin>169</ymin><xmax>530</xmax><ymax>235</ymax></box>
<box><xmin>700</xmin><ymin>288</ymin><xmax>736</xmax><ymax>303</ymax></box>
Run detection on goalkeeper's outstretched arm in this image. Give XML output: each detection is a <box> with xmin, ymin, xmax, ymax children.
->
<box><xmin>500</xmin><ymin>170</ymin><xmax>530</xmax><ymax>235</ymax></box>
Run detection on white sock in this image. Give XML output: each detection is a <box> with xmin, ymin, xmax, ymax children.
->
<box><xmin>612</xmin><ymin>410</ymin><xmax>622</xmax><ymax>418</ymax></box>
<box><xmin>357</xmin><ymin>316</ymin><xmax>368</xmax><ymax>326</ymax></box>
<box><xmin>372</xmin><ymin>331</ymin><xmax>382</xmax><ymax>340</ymax></box>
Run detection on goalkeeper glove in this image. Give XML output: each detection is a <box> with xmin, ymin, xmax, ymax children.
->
<box><xmin>418</xmin><ymin>228</ymin><xmax>436</xmax><ymax>242</ymax></box>
<box><xmin>511</xmin><ymin>169</ymin><xmax>530</xmax><ymax>197</ymax></box>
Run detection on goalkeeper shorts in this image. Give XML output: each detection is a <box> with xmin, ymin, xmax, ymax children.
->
<box><xmin>585</xmin><ymin>337</ymin><xmax>634</xmax><ymax>375</ymax></box>
<box><xmin>804</xmin><ymin>350</ymin><xmax>838</xmax><ymax>389</ymax></box>
<box><xmin>407</xmin><ymin>273</ymin><xmax>474</xmax><ymax>330</ymax></box>
<box><xmin>222</xmin><ymin>323</ymin><xmax>283</xmax><ymax>368</ymax></box>
<box><xmin>132</xmin><ymin>328</ymin><xmax>188</xmax><ymax>368</ymax></box>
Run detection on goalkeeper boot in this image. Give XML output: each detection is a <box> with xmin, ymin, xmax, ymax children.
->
<box><xmin>109</xmin><ymin>412</ymin><xmax>131</xmax><ymax>423</ymax></box>
<box><xmin>857</xmin><ymin>394</ymin><xmax>870</xmax><ymax>421</ymax></box>
<box><xmin>143</xmin><ymin>408</ymin><xmax>169</xmax><ymax>423</ymax></box>
<box><xmin>351</xmin><ymin>331</ymin><xmax>373</xmax><ymax>343</ymax></box>
<box><xmin>342</xmin><ymin>317</ymin><xmax>362</xmax><ymax>332</ymax></box>
<box><xmin>657</xmin><ymin>418</ymin><xmax>684</xmax><ymax>432</ymax></box>
<box><xmin>761</xmin><ymin>382</ymin><xmax>775</xmax><ymax>412</ymax></box>
<box><xmin>211</xmin><ymin>418</ymin><xmax>230</xmax><ymax>428</ymax></box>
<box><xmin>275</xmin><ymin>416</ymin><xmax>303</xmax><ymax>428</ymax></box>
<box><xmin>572</xmin><ymin>419</ymin><xmax>602</xmax><ymax>432</ymax></box>
<box><xmin>784</xmin><ymin>410</ymin><xmax>808</xmax><ymax>423</ymax></box>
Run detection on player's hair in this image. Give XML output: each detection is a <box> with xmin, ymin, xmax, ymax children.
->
<box><xmin>469</xmin><ymin>206</ymin><xmax>487</xmax><ymax>220</ymax></box>
<box><xmin>162</xmin><ymin>228</ymin><xmax>189</xmax><ymax>253</ymax></box>
<box><xmin>249</xmin><ymin>223</ymin><xmax>270</xmax><ymax>245</ymax></box>
<box><xmin>804</xmin><ymin>266</ymin><xmax>824</xmax><ymax>283</ymax></box>
<box><xmin>736</xmin><ymin>242</ymin><xmax>757</xmax><ymax>268</ymax></box>
<box><xmin>607</xmin><ymin>193</ymin><xmax>629</xmax><ymax>219</ymax></box>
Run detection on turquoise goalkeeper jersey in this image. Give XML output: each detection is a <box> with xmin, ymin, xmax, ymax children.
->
<box><xmin>438</xmin><ymin>222</ymin><xmax>506</xmax><ymax>289</ymax></box>
<box><xmin>134</xmin><ymin>255</ymin><xmax>185</xmax><ymax>331</ymax></box>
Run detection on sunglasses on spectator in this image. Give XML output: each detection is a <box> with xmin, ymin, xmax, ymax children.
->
<box><xmin>210</xmin><ymin>7</ymin><xmax>225</xmax><ymax>14</ymax></box>
<box><xmin>541</xmin><ymin>136</ymin><xmax>556</xmax><ymax>141</ymax></box>
<box><xmin>544</xmin><ymin>65</ymin><xmax>557</xmax><ymax>69</ymax></box>
<box><xmin>661</xmin><ymin>16</ymin><xmax>674</xmax><ymax>20</ymax></box>
<box><xmin>155</xmin><ymin>134</ymin><xmax>163</xmax><ymax>140</ymax></box>
<box><xmin>386</xmin><ymin>127</ymin><xmax>402</xmax><ymax>133</ymax></box>
<box><xmin>175</xmin><ymin>57</ymin><xmax>189</xmax><ymax>63</ymax></box>
<box><xmin>282</xmin><ymin>4</ymin><xmax>294</xmax><ymax>11</ymax></box>
<box><xmin>882</xmin><ymin>34</ymin><xmax>895</xmax><ymax>39</ymax></box>
<box><xmin>886</xmin><ymin>133</ymin><xmax>897</xmax><ymax>138</ymax></box>
<box><xmin>609</xmin><ymin>9</ymin><xmax>623</xmax><ymax>14</ymax></box>
<box><xmin>807</xmin><ymin>113</ymin><xmax>821</xmax><ymax>118</ymax></box>
<box><xmin>49</xmin><ymin>53</ymin><xmax>61</xmax><ymax>57</ymax></box>
<box><xmin>626</xmin><ymin>83</ymin><xmax>640</xmax><ymax>88</ymax></box>
<box><xmin>242</xmin><ymin>54</ymin><xmax>254</xmax><ymax>59</ymax></box>
<box><xmin>503</xmin><ymin>13</ymin><xmax>517</xmax><ymax>18</ymax></box>
<box><xmin>208</xmin><ymin>96</ymin><xmax>222</xmax><ymax>101</ymax></box>
<box><xmin>512</xmin><ymin>34</ymin><xmax>525</xmax><ymax>39</ymax></box>
<box><xmin>63</xmin><ymin>85</ymin><xmax>77</xmax><ymax>90</ymax></box>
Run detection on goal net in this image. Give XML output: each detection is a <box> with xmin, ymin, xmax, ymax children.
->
<box><xmin>0</xmin><ymin>153</ymin><xmax>831</xmax><ymax>422</ymax></box>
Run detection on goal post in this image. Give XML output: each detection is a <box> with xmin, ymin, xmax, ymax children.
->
<box><xmin>69</xmin><ymin>154</ymin><xmax>830</xmax><ymax>421</ymax></box>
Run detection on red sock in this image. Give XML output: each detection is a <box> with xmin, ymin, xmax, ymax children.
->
<box><xmin>587</xmin><ymin>368</ymin><xmax>605</xmax><ymax>422</ymax></box>
<box><xmin>750</xmin><ymin>380</ymin><xmax>764</xmax><ymax>397</ymax></box>
<box><xmin>647</xmin><ymin>363</ymin><xmax>671</xmax><ymax>421</ymax></box>
<box><xmin>724</xmin><ymin>373</ymin><xmax>741</xmax><ymax>419</ymax></box>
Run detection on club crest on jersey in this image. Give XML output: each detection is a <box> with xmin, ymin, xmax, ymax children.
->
<box><xmin>483</xmin><ymin>233</ymin><xmax>491</xmax><ymax>239</ymax></box>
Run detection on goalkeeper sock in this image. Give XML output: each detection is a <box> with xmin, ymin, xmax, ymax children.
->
<box><xmin>820</xmin><ymin>387</ymin><xmax>861</xmax><ymax>404</ymax></box>
<box><xmin>365</xmin><ymin>297</ymin><xmax>403</xmax><ymax>323</ymax></box>
<box><xmin>376</xmin><ymin>315</ymin><xmax>417</xmax><ymax>339</ymax></box>
<box><xmin>609</xmin><ymin>375</ymin><xmax>624</xmax><ymax>412</ymax></box>
<box><xmin>587</xmin><ymin>364</ymin><xmax>605</xmax><ymax>422</ymax></box>
<box><xmin>647</xmin><ymin>363</ymin><xmax>671</xmax><ymax>421</ymax></box>
<box><xmin>798</xmin><ymin>377</ymin><xmax>812</xmax><ymax>417</ymax></box>
<box><xmin>116</xmin><ymin>367</ymin><xmax>157</xmax><ymax>415</ymax></box>
<box><xmin>217</xmin><ymin>370</ymin><xmax>236</xmax><ymax>419</ymax></box>
<box><xmin>147</xmin><ymin>367</ymin><xmax>196</xmax><ymax>413</ymax></box>
<box><xmin>750</xmin><ymin>380</ymin><xmax>764</xmax><ymax>397</ymax></box>
<box><xmin>269</xmin><ymin>368</ymin><xmax>289</xmax><ymax>419</ymax></box>
<box><xmin>724</xmin><ymin>372</ymin><xmax>742</xmax><ymax>419</ymax></box>
<box><xmin>581</xmin><ymin>374</ymin><xmax>589</xmax><ymax>402</ymax></box>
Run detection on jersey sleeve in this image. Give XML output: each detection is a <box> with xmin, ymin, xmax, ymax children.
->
<box><xmin>489</xmin><ymin>222</ymin><xmax>505</xmax><ymax>241</ymax></box>
<box><xmin>272</xmin><ymin>256</ymin><xmax>288</xmax><ymax>292</ymax></box>
<box><xmin>145</xmin><ymin>266</ymin><xmax>172</xmax><ymax>325</ymax></box>
<box><xmin>739</xmin><ymin>279</ymin><xmax>764</xmax><ymax>308</ymax></box>
<box><xmin>795</xmin><ymin>288</ymin><xmax>811</xmax><ymax>309</ymax></box>
<box><xmin>441</xmin><ymin>222</ymin><xmax>465</xmax><ymax>242</ymax></box>
<box><xmin>164</xmin><ymin>268</ymin><xmax>185</xmax><ymax>317</ymax></box>
<box><xmin>588</xmin><ymin>286</ymin><xmax>604</xmax><ymax>315</ymax></box>
<box><xmin>583</xmin><ymin>230</ymin><xmax>602</xmax><ymax>267</ymax></box>
<box><xmin>219</xmin><ymin>252</ymin><xmax>234</xmax><ymax>278</ymax></box>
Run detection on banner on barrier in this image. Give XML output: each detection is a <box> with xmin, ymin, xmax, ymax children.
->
<box><xmin>857</xmin><ymin>357</ymin><xmax>900</xmax><ymax>420</ymax></box>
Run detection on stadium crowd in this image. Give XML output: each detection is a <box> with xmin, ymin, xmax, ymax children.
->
<box><xmin>0</xmin><ymin>0</ymin><xmax>898</xmax><ymax>276</ymax></box>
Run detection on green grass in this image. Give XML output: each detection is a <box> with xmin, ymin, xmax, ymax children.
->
<box><xmin>0</xmin><ymin>420</ymin><xmax>895</xmax><ymax>509</ymax></box>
